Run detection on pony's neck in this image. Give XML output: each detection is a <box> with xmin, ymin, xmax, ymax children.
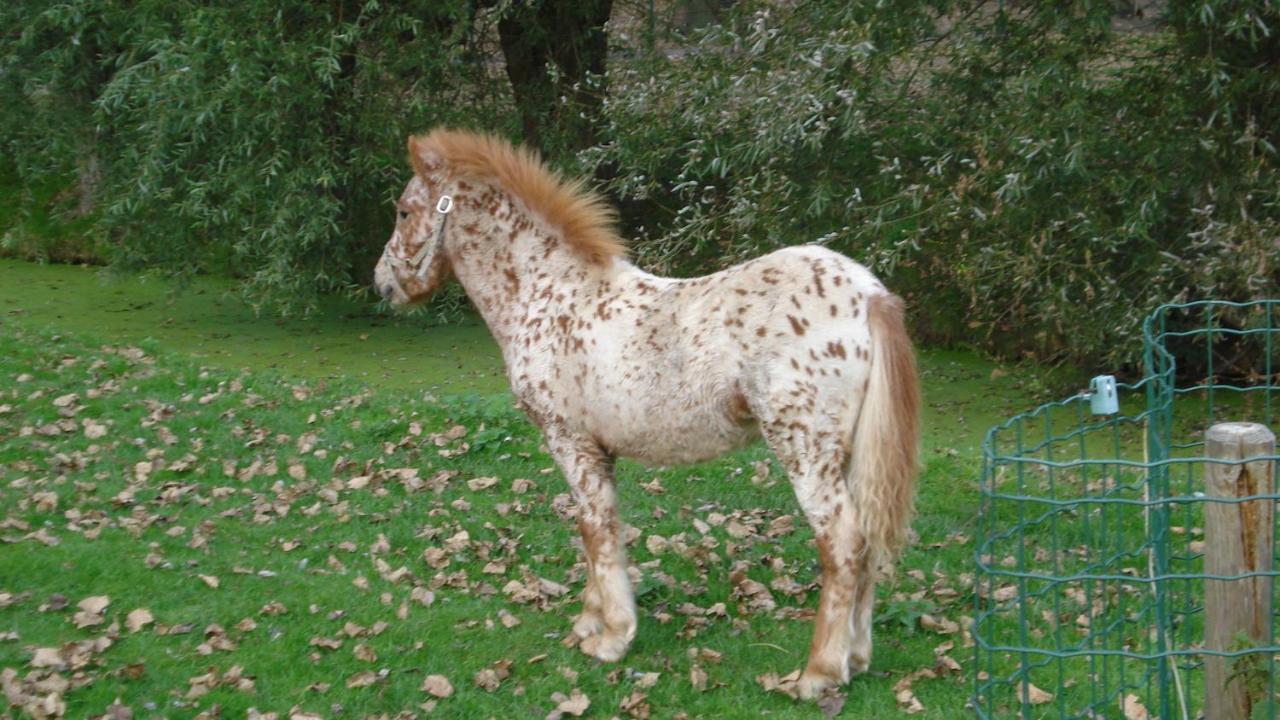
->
<box><xmin>444</xmin><ymin>190</ymin><xmax>624</xmax><ymax>345</ymax></box>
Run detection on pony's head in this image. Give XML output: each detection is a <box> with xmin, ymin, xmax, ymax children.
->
<box><xmin>373</xmin><ymin>136</ymin><xmax>454</xmax><ymax>307</ymax></box>
<box><xmin>375</xmin><ymin>128</ymin><xmax>628</xmax><ymax>307</ymax></box>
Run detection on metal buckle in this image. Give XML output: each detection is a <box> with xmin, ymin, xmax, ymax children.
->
<box><xmin>436</xmin><ymin>195</ymin><xmax>453</xmax><ymax>214</ymax></box>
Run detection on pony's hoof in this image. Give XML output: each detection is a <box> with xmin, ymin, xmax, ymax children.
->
<box><xmin>797</xmin><ymin>670</ymin><xmax>841</xmax><ymax>700</ymax></box>
<box><xmin>579</xmin><ymin>631</ymin><xmax>630</xmax><ymax>663</ymax></box>
<box><xmin>848</xmin><ymin>652</ymin><xmax>870</xmax><ymax>675</ymax></box>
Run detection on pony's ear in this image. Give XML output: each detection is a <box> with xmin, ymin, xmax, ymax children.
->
<box><xmin>408</xmin><ymin>135</ymin><xmax>445</xmax><ymax>179</ymax></box>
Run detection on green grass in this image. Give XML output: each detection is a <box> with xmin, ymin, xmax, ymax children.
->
<box><xmin>0</xmin><ymin>259</ymin><xmax>507</xmax><ymax>395</ymax></box>
<box><xmin>0</xmin><ymin>260</ymin><xmax>1054</xmax><ymax>718</ymax></box>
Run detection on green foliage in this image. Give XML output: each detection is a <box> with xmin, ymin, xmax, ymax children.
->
<box><xmin>1</xmin><ymin>0</ymin><xmax>510</xmax><ymax>313</ymax></box>
<box><xmin>591</xmin><ymin>0</ymin><xmax>1280</xmax><ymax>369</ymax></box>
<box><xmin>2</xmin><ymin>0</ymin><xmax>1277</xmax><ymax>368</ymax></box>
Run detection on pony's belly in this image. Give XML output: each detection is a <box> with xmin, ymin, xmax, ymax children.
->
<box><xmin>602</xmin><ymin>415</ymin><xmax>759</xmax><ymax>467</ymax></box>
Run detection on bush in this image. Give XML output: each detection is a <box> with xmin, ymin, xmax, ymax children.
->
<box><xmin>2</xmin><ymin>0</ymin><xmax>1276</xmax><ymax>370</ymax></box>
<box><xmin>589</xmin><ymin>0</ymin><xmax>1279</xmax><ymax>370</ymax></box>
<box><xmin>0</xmin><ymin>0</ymin><xmax>510</xmax><ymax>312</ymax></box>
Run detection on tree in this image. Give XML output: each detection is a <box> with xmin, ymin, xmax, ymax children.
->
<box><xmin>495</xmin><ymin>0</ymin><xmax>614</xmax><ymax>155</ymax></box>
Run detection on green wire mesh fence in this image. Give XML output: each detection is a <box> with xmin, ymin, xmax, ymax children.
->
<box><xmin>974</xmin><ymin>300</ymin><xmax>1280</xmax><ymax>719</ymax></box>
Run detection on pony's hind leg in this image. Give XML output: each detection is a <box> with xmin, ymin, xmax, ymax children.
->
<box><xmin>798</xmin><ymin>498</ymin><xmax>868</xmax><ymax>699</ymax></box>
<box><xmin>849</xmin><ymin>571</ymin><xmax>876</xmax><ymax>674</ymax></box>
<box><xmin>546</xmin><ymin>430</ymin><xmax>637</xmax><ymax>662</ymax></box>
<box><xmin>762</xmin><ymin>419</ymin><xmax>867</xmax><ymax>699</ymax></box>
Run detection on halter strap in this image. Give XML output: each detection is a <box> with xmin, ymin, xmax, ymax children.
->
<box><xmin>409</xmin><ymin>193</ymin><xmax>454</xmax><ymax>276</ymax></box>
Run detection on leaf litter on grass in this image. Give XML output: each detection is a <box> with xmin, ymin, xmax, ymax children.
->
<box><xmin>0</xmin><ymin>322</ymin><xmax>985</xmax><ymax>717</ymax></box>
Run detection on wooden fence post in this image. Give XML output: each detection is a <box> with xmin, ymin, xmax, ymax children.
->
<box><xmin>1203</xmin><ymin>422</ymin><xmax>1276</xmax><ymax>720</ymax></box>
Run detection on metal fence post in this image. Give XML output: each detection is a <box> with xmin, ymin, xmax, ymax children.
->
<box><xmin>1204</xmin><ymin>422</ymin><xmax>1276</xmax><ymax>720</ymax></box>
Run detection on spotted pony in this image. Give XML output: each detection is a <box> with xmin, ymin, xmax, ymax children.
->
<box><xmin>374</xmin><ymin>129</ymin><xmax>921</xmax><ymax>699</ymax></box>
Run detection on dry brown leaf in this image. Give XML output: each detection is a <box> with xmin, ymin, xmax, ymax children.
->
<box><xmin>689</xmin><ymin>664</ymin><xmax>709</xmax><ymax>692</ymax></box>
<box><xmin>1121</xmin><ymin>693</ymin><xmax>1150</xmax><ymax>720</ymax></box>
<box><xmin>919</xmin><ymin>614</ymin><xmax>960</xmax><ymax>635</ymax></box>
<box><xmin>645</xmin><ymin>535</ymin><xmax>669</xmax><ymax>555</ymax></box>
<box><xmin>310</xmin><ymin>636</ymin><xmax>342</xmax><ymax>650</ymax></box>
<box><xmin>991</xmin><ymin>584</ymin><xmax>1018</xmax><ymax>602</ymax></box>
<box><xmin>1025</xmin><ymin>683</ymin><xmax>1054</xmax><ymax>705</ymax></box>
<box><xmin>72</xmin><ymin>595</ymin><xmax>110</xmax><ymax>628</ymax></box>
<box><xmin>895</xmin><ymin>686</ymin><xmax>925</xmax><ymax>714</ymax></box>
<box><xmin>78</xmin><ymin>595</ymin><xmax>110</xmax><ymax>614</ymax></box>
<box><xmin>353</xmin><ymin>644</ymin><xmax>377</xmax><ymax>663</ymax></box>
<box><xmin>102</xmin><ymin>698</ymin><xmax>134</xmax><ymax>720</ymax></box>
<box><xmin>197</xmin><ymin>574</ymin><xmax>220</xmax><ymax>589</ymax></box>
<box><xmin>345</xmin><ymin>670</ymin><xmax>380</xmax><ymax>688</ymax></box>
<box><xmin>411</xmin><ymin>586</ymin><xmax>435</xmax><ymax>607</ymax></box>
<box><xmin>125</xmin><ymin>608</ymin><xmax>154</xmax><ymax>633</ymax></box>
<box><xmin>30</xmin><ymin>647</ymin><xmax>66</xmax><ymax>670</ymax></box>
<box><xmin>473</xmin><ymin>660</ymin><xmax>512</xmax><ymax>692</ymax></box>
<box><xmin>893</xmin><ymin>672</ymin><xmax>930</xmax><ymax>715</ymax></box>
<box><xmin>422</xmin><ymin>674</ymin><xmax>454</xmax><ymax>698</ymax></box>
<box><xmin>546</xmin><ymin>688</ymin><xmax>590</xmax><ymax>719</ymax></box>
<box><xmin>619</xmin><ymin>690</ymin><xmax>650</xmax><ymax>719</ymax></box>
<box><xmin>755</xmin><ymin>669</ymin><xmax>801</xmax><ymax>699</ymax></box>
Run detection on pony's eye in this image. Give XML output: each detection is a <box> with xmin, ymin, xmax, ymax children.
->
<box><xmin>398</xmin><ymin>210</ymin><xmax>409</xmax><ymax>220</ymax></box>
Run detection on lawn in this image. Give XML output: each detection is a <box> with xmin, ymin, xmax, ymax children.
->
<box><xmin>0</xmin><ymin>262</ymin><xmax>1051</xmax><ymax>719</ymax></box>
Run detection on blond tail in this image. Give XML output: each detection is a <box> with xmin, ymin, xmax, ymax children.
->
<box><xmin>851</xmin><ymin>293</ymin><xmax>921</xmax><ymax>580</ymax></box>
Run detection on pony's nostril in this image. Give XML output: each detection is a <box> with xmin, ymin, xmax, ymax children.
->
<box><xmin>379</xmin><ymin>283</ymin><xmax>395</xmax><ymax>300</ymax></box>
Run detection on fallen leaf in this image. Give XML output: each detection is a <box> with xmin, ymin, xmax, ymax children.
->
<box><xmin>755</xmin><ymin>670</ymin><xmax>800</xmax><ymax>699</ymax></box>
<box><xmin>353</xmin><ymin>643</ymin><xmax>377</xmax><ymax>663</ymax></box>
<box><xmin>422</xmin><ymin>674</ymin><xmax>453</xmax><ymax>698</ymax></box>
<box><xmin>346</xmin><ymin>670</ymin><xmax>380</xmax><ymax>688</ymax></box>
<box><xmin>473</xmin><ymin>660</ymin><xmax>512</xmax><ymax>691</ymax></box>
<box><xmin>1025</xmin><ymin>682</ymin><xmax>1053</xmax><ymax>705</ymax></box>
<box><xmin>125</xmin><ymin>608</ymin><xmax>154</xmax><ymax>633</ymax></box>
<box><xmin>30</xmin><ymin>647</ymin><xmax>66</xmax><ymax>670</ymax></box>
<box><xmin>84</xmin><ymin>419</ymin><xmax>108</xmax><ymax>439</ymax></box>
<box><xmin>198</xmin><ymin>574</ymin><xmax>220</xmax><ymax>589</ymax></box>
<box><xmin>689</xmin><ymin>664</ymin><xmax>709</xmax><ymax>692</ymax></box>
<box><xmin>893</xmin><ymin>672</ymin><xmax>929</xmax><ymax>714</ymax></box>
<box><xmin>546</xmin><ymin>688</ymin><xmax>590</xmax><ymax>719</ymax></box>
<box><xmin>72</xmin><ymin>595</ymin><xmax>110</xmax><ymax>628</ymax></box>
<box><xmin>103</xmin><ymin>698</ymin><xmax>134</xmax><ymax>719</ymax></box>
<box><xmin>619</xmin><ymin>690</ymin><xmax>650</xmax><ymax>719</ymax></box>
<box><xmin>919</xmin><ymin>614</ymin><xmax>960</xmax><ymax>635</ymax></box>
<box><xmin>1121</xmin><ymin>693</ymin><xmax>1150</xmax><ymax>720</ymax></box>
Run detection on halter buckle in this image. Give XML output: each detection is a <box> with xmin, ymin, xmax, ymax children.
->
<box><xmin>436</xmin><ymin>195</ymin><xmax>453</xmax><ymax>214</ymax></box>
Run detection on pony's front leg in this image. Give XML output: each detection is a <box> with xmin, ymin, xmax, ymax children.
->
<box><xmin>547</xmin><ymin>432</ymin><xmax>637</xmax><ymax>663</ymax></box>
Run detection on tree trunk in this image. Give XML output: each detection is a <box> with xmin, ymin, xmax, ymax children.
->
<box><xmin>497</xmin><ymin>0</ymin><xmax>613</xmax><ymax>156</ymax></box>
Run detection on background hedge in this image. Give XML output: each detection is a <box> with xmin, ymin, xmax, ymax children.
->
<box><xmin>2</xmin><ymin>0</ymin><xmax>1276</xmax><ymax>368</ymax></box>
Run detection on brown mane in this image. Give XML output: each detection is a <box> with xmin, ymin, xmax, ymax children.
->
<box><xmin>412</xmin><ymin>128</ymin><xmax>627</xmax><ymax>265</ymax></box>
